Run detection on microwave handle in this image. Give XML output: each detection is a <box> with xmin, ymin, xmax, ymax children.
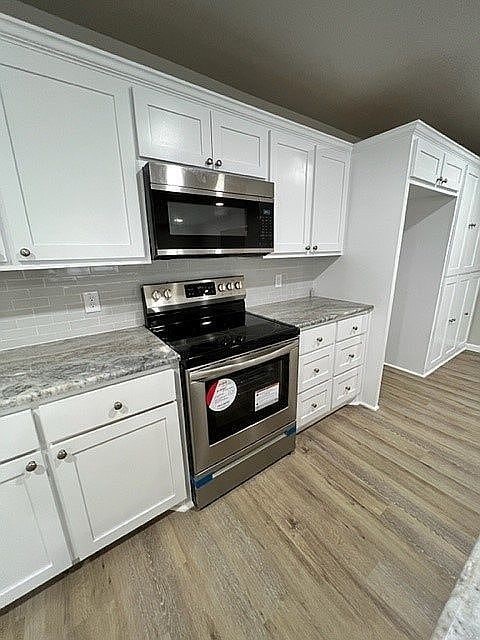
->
<box><xmin>188</xmin><ymin>340</ymin><xmax>298</xmax><ymax>382</ymax></box>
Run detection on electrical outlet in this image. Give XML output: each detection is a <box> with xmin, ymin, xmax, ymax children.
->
<box><xmin>274</xmin><ymin>274</ymin><xmax>283</xmax><ymax>288</ymax></box>
<box><xmin>83</xmin><ymin>291</ymin><xmax>101</xmax><ymax>313</ymax></box>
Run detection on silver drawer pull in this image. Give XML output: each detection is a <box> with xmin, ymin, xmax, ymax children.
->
<box><xmin>316</xmin><ymin>337</ymin><xmax>323</xmax><ymax>343</ymax></box>
<box><xmin>25</xmin><ymin>460</ymin><xmax>37</xmax><ymax>472</ymax></box>
<box><xmin>352</xmin><ymin>326</ymin><xmax>358</xmax><ymax>331</ymax></box>
<box><xmin>345</xmin><ymin>385</ymin><xmax>352</xmax><ymax>392</ymax></box>
<box><xmin>348</xmin><ymin>353</ymin><xmax>355</xmax><ymax>359</ymax></box>
<box><xmin>313</xmin><ymin>368</ymin><xmax>320</xmax><ymax>374</ymax></box>
<box><xmin>57</xmin><ymin>449</ymin><xmax>67</xmax><ymax>460</ymax></box>
<box><xmin>311</xmin><ymin>403</ymin><xmax>318</xmax><ymax>409</ymax></box>
<box><xmin>113</xmin><ymin>401</ymin><xmax>123</xmax><ymax>410</ymax></box>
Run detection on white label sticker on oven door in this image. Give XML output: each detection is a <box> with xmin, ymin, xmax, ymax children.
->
<box><xmin>254</xmin><ymin>382</ymin><xmax>280</xmax><ymax>411</ymax></box>
<box><xmin>206</xmin><ymin>378</ymin><xmax>237</xmax><ymax>412</ymax></box>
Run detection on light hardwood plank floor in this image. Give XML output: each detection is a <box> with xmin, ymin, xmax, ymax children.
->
<box><xmin>1</xmin><ymin>351</ymin><xmax>479</xmax><ymax>639</ymax></box>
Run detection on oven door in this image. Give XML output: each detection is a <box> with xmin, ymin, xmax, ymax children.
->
<box><xmin>145</xmin><ymin>188</ymin><xmax>274</xmax><ymax>257</ymax></box>
<box><xmin>185</xmin><ymin>339</ymin><xmax>299</xmax><ymax>474</ymax></box>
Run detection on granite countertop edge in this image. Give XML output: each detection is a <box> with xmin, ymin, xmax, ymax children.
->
<box><xmin>0</xmin><ymin>327</ymin><xmax>179</xmax><ymax>417</ymax></box>
<box><xmin>249</xmin><ymin>296</ymin><xmax>374</xmax><ymax>330</ymax></box>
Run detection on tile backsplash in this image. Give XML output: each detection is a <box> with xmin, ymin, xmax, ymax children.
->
<box><xmin>0</xmin><ymin>257</ymin><xmax>334</xmax><ymax>351</ymax></box>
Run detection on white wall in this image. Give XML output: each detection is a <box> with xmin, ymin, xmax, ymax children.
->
<box><xmin>313</xmin><ymin>132</ymin><xmax>413</xmax><ymax>408</ymax></box>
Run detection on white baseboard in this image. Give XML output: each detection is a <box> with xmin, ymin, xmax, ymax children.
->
<box><xmin>384</xmin><ymin>362</ymin><xmax>428</xmax><ymax>378</ymax></box>
<box><xmin>466</xmin><ymin>343</ymin><xmax>480</xmax><ymax>353</ymax></box>
<box><xmin>173</xmin><ymin>500</ymin><xmax>194</xmax><ymax>512</ymax></box>
<box><xmin>357</xmin><ymin>401</ymin><xmax>379</xmax><ymax>411</ymax></box>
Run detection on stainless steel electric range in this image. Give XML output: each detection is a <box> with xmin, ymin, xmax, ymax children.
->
<box><xmin>142</xmin><ymin>276</ymin><xmax>299</xmax><ymax>508</ymax></box>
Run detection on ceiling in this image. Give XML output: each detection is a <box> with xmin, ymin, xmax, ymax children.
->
<box><xmin>18</xmin><ymin>0</ymin><xmax>480</xmax><ymax>153</ymax></box>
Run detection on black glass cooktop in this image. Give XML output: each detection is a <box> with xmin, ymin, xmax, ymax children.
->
<box><xmin>145</xmin><ymin>300</ymin><xmax>299</xmax><ymax>368</ymax></box>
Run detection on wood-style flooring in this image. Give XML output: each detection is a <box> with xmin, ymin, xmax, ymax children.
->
<box><xmin>1</xmin><ymin>351</ymin><xmax>479</xmax><ymax>640</ymax></box>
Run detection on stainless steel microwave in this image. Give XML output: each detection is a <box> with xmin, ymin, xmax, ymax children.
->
<box><xmin>142</xmin><ymin>161</ymin><xmax>274</xmax><ymax>258</ymax></box>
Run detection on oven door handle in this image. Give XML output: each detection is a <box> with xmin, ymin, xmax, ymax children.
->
<box><xmin>188</xmin><ymin>340</ymin><xmax>298</xmax><ymax>382</ymax></box>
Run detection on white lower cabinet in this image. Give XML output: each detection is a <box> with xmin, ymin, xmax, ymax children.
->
<box><xmin>428</xmin><ymin>272</ymin><xmax>480</xmax><ymax>369</ymax></box>
<box><xmin>50</xmin><ymin>403</ymin><xmax>186</xmax><ymax>560</ymax></box>
<box><xmin>0</xmin><ymin>449</ymin><xmax>71</xmax><ymax>609</ymax></box>
<box><xmin>296</xmin><ymin>313</ymin><xmax>369</xmax><ymax>431</ymax></box>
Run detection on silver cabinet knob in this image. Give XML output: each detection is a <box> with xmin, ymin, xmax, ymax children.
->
<box><xmin>57</xmin><ymin>449</ymin><xmax>67</xmax><ymax>460</ymax></box>
<box><xmin>113</xmin><ymin>401</ymin><xmax>123</xmax><ymax>410</ymax></box>
<box><xmin>313</xmin><ymin>368</ymin><xmax>320</xmax><ymax>374</ymax></box>
<box><xmin>305</xmin><ymin>245</ymin><xmax>311</xmax><ymax>251</ymax></box>
<box><xmin>215</xmin><ymin>159</ymin><xmax>222</xmax><ymax>167</ymax></box>
<box><xmin>205</xmin><ymin>157</ymin><xmax>214</xmax><ymax>166</ymax></box>
<box><xmin>348</xmin><ymin>353</ymin><xmax>355</xmax><ymax>359</ymax></box>
<box><xmin>352</xmin><ymin>326</ymin><xmax>358</xmax><ymax>331</ymax></box>
<box><xmin>19</xmin><ymin>248</ymin><xmax>31</xmax><ymax>257</ymax></box>
<box><xmin>345</xmin><ymin>386</ymin><xmax>352</xmax><ymax>392</ymax></box>
<box><xmin>465</xmin><ymin>311</ymin><xmax>470</xmax><ymax>316</ymax></box>
<box><xmin>25</xmin><ymin>460</ymin><xmax>37</xmax><ymax>472</ymax></box>
<box><xmin>316</xmin><ymin>337</ymin><xmax>323</xmax><ymax>343</ymax></box>
<box><xmin>311</xmin><ymin>403</ymin><xmax>318</xmax><ymax>409</ymax></box>
<box><xmin>312</xmin><ymin>245</ymin><xmax>318</xmax><ymax>250</ymax></box>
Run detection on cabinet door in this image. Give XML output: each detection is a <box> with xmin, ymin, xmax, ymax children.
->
<box><xmin>460</xmin><ymin>171</ymin><xmax>480</xmax><ymax>272</ymax></box>
<box><xmin>429</xmin><ymin>279</ymin><xmax>456</xmax><ymax>365</ymax></box>
<box><xmin>441</xmin><ymin>152</ymin><xmax>466</xmax><ymax>192</ymax></box>
<box><xmin>448</xmin><ymin>167</ymin><xmax>480</xmax><ymax>275</ymax></box>
<box><xmin>132</xmin><ymin>86</ymin><xmax>213</xmax><ymax>166</ymax></box>
<box><xmin>411</xmin><ymin>138</ymin><xmax>444</xmax><ymax>186</ymax></box>
<box><xmin>269</xmin><ymin>131</ymin><xmax>314</xmax><ymax>254</ymax></box>
<box><xmin>0</xmin><ymin>51</ymin><xmax>144</xmax><ymax>264</ymax></box>
<box><xmin>457</xmin><ymin>274</ymin><xmax>480</xmax><ymax>346</ymax></box>
<box><xmin>444</xmin><ymin>278</ymin><xmax>468</xmax><ymax>358</ymax></box>
<box><xmin>50</xmin><ymin>404</ymin><xmax>186</xmax><ymax>560</ymax></box>
<box><xmin>0</xmin><ymin>452</ymin><xmax>71</xmax><ymax>608</ymax></box>
<box><xmin>311</xmin><ymin>146</ymin><xmax>350</xmax><ymax>253</ymax></box>
<box><xmin>211</xmin><ymin>111</ymin><xmax>268</xmax><ymax>178</ymax></box>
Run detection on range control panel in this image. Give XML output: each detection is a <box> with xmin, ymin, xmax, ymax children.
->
<box><xmin>142</xmin><ymin>276</ymin><xmax>245</xmax><ymax>311</ymax></box>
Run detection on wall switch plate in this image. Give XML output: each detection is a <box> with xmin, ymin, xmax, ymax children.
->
<box><xmin>274</xmin><ymin>274</ymin><xmax>283</xmax><ymax>288</ymax></box>
<box><xmin>83</xmin><ymin>291</ymin><xmax>101</xmax><ymax>313</ymax></box>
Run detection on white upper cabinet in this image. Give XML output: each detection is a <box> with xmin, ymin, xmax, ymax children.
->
<box><xmin>211</xmin><ymin>111</ymin><xmax>268</xmax><ymax>177</ymax></box>
<box><xmin>133</xmin><ymin>87</ymin><xmax>213</xmax><ymax>167</ymax></box>
<box><xmin>0</xmin><ymin>45</ymin><xmax>145</xmax><ymax>266</ymax></box>
<box><xmin>132</xmin><ymin>87</ymin><xmax>268</xmax><ymax>178</ymax></box>
<box><xmin>411</xmin><ymin>137</ymin><xmax>466</xmax><ymax>192</ymax></box>
<box><xmin>448</xmin><ymin>165</ymin><xmax>480</xmax><ymax>275</ymax></box>
<box><xmin>0</xmin><ymin>451</ymin><xmax>71</xmax><ymax>608</ymax></box>
<box><xmin>269</xmin><ymin>131</ymin><xmax>314</xmax><ymax>254</ymax></box>
<box><xmin>311</xmin><ymin>146</ymin><xmax>350</xmax><ymax>253</ymax></box>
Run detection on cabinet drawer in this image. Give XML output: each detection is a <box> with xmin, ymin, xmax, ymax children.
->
<box><xmin>334</xmin><ymin>334</ymin><xmax>366</xmax><ymax>376</ymax></box>
<box><xmin>332</xmin><ymin>367</ymin><xmax>361</xmax><ymax>409</ymax></box>
<box><xmin>336</xmin><ymin>314</ymin><xmax>367</xmax><ymax>342</ymax></box>
<box><xmin>298</xmin><ymin>345</ymin><xmax>334</xmax><ymax>393</ymax></box>
<box><xmin>299</xmin><ymin>322</ymin><xmax>336</xmax><ymax>355</ymax></box>
<box><xmin>39</xmin><ymin>369</ymin><xmax>176</xmax><ymax>443</ymax></box>
<box><xmin>0</xmin><ymin>410</ymin><xmax>39</xmax><ymax>462</ymax></box>
<box><xmin>297</xmin><ymin>381</ymin><xmax>332</xmax><ymax>432</ymax></box>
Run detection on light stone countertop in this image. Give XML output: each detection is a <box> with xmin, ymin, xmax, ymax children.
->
<box><xmin>431</xmin><ymin>536</ymin><xmax>480</xmax><ymax>640</ymax></box>
<box><xmin>0</xmin><ymin>327</ymin><xmax>178</xmax><ymax>415</ymax></box>
<box><xmin>249</xmin><ymin>296</ymin><xmax>373</xmax><ymax>329</ymax></box>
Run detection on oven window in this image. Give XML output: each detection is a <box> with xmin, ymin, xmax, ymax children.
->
<box><xmin>205</xmin><ymin>355</ymin><xmax>289</xmax><ymax>445</ymax></box>
<box><xmin>168</xmin><ymin>202</ymin><xmax>247</xmax><ymax>237</ymax></box>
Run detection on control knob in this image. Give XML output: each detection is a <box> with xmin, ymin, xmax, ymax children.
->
<box><xmin>226</xmin><ymin>282</ymin><xmax>234</xmax><ymax>291</ymax></box>
<box><xmin>218</xmin><ymin>283</ymin><xmax>226</xmax><ymax>292</ymax></box>
<box><xmin>163</xmin><ymin>288</ymin><xmax>173</xmax><ymax>300</ymax></box>
<box><xmin>234</xmin><ymin>281</ymin><xmax>243</xmax><ymax>290</ymax></box>
<box><xmin>151</xmin><ymin>290</ymin><xmax>161</xmax><ymax>301</ymax></box>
